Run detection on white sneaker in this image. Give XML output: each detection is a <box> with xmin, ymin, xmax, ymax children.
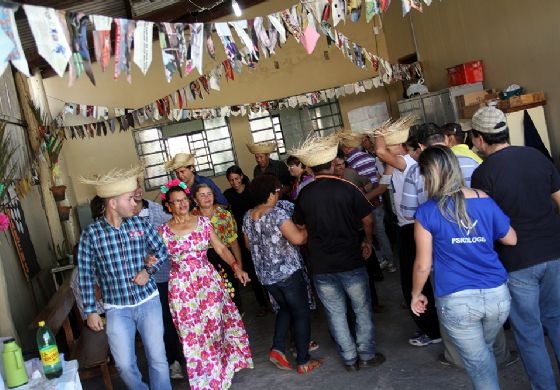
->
<box><xmin>170</xmin><ymin>361</ymin><xmax>184</xmax><ymax>379</ymax></box>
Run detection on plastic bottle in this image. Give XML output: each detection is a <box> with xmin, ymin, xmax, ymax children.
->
<box><xmin>36</xmin><ymin>321</ymin><xmax>63</xmax><ymax>379</ymax></box>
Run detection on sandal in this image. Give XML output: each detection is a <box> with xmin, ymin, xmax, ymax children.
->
<box><xmin>269</xmin><ymin>350</ymin><xmax>292</xmax><ymax>370</ymax></box>
<box><xmin>297</xmin><ymin>359</ymin><xmax>322</xmax><ymax>374</ymax></box>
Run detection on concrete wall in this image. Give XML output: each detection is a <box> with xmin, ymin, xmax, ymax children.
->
<box><xmin>397</xmin><ymin>0</ymin><xmax>560</xmax><ymax>161</ymax></box>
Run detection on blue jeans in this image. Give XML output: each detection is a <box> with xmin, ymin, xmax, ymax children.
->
<box><xmin>436</xmin><ymin>284</ymin><xmax>511</xmax><ymax>390</ymax></box>
<box><xmin>313</xmin><ymin>267</ymin><xmax>376</xmax><ymax>364</ymax></box>
<box><xmin>265</xmin><ymin>269</ymin><xmax>311</xmax><ymax>365</ymax></box>
<box><xmin>106</xmin><ymin>296</ymin><xmax>172</xmax><ymax>390</ymax></box>
<box><xmin>508</xmin><ymin>258</ymin><xmax>560</xmax><ymax>390</ymax></box>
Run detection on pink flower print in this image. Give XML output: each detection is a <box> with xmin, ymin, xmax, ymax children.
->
<box><xmin>0</xmin><ymin>212</ymin><xmax>9</xmax><ymax>232</ymax></box>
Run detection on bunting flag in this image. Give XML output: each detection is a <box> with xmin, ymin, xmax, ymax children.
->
<box><xmin>68</xmin><ymin>12</ymin><xmax>96</xmax><ymax>86</ymax></box>
<box><xmin>204</xmin><ymin>23</ymin><xmax>216</xmax><ymax>61</ymax></box>
<box><xmin>91</xmin><ymin>15</ymin><xmax>112</xmax><ymax>72</ymax></box>
<box><xmin>158</xmin><ymin>22</ymin><xmax>184</xmax><ymax>82</ymax></box>
<box><xmin>0</xmin><ymin>2</ymin><xmax>29</xmax><ymax>76</ymax></box>
<box><xmin>301</xmin><ymin>11</ymin><xmax>320</xmax><ymax>55</ymax></box>
<box><xmin>23</xmin><ymin>4</ymin><xmax>71</xmax><ymax>77</ymax></box>
<box><xmin>114</xmin><ymin>18</ymin><xmax>135</xmax><ymax>83</ymax></box>
<box><xmin>58</xmin><ymin>59</ymin><xmax>422</xmax><ymax>136</ymax></box>
<box><xmin>230</xmin><ymin>20</ymin><xmax>258</xmax><ymax>65</ymax></box>
<box><xmin>267</xmin><ymin>13</ymin><xmax>286</xmax><ymax>44</ymax></box>
<box><xmin>189</xmin><ymin>23</ymin><xmax>204</xmax><ymax>75</ymax></box>
<box><xmin>331</xmin><ymin>0</ymin><xmax>346</xmax><ymax>26</ymax></box>
<box><xmin>133</xmin><ymin>20</ymin><xmax>153</xmax><ymax>75</ymax></box>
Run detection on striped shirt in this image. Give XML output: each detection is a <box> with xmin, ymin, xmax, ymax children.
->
<box><xmin>138</xmin><ymin>199</ymin><xmax>172</xmax><ymax>283</ymax></box>
<box><xmin>452</xmin><ymin>146</ymin><xmax>480</xmax><ymax>188</ymax></box>
<box><xmin>78</xmin><ymin>216</ymin><xmax>168</xmax><ymax>314</ymax></box>
<box><xmin>401</xmin><ymin>164</ymin><xmax>427</xmax><ymax>220</ymax></box>
<box><xmin>346</xmin><ymin>148</ymin><xmax>379</xmax><ymax>185</ymax></box>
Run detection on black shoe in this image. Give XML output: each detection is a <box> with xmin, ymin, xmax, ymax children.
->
<box><xmin>344</xmin><ymin>362</ymin><xmax>360</xmax><ymax>372</ymax></box>
<box><xmin>359</xmin><ymin>353</ymin><xmax>386</xmax><ymax>368</ymax></box>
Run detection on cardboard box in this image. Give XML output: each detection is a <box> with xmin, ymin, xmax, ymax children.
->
<box><xmin>509</xmin><ymin>92</ymin><xmax>546</xmax><ymax>108</ymax></box>
<box><xmin>460</xmin><ymin>103</ymin><xmax>485</xmax><ymax>119</ymax></box>
<box><xmin>456</xmin><ymin>90</ymin><xmax>499</xmax><ymax>108</ymax></box>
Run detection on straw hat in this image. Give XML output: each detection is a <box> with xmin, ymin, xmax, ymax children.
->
<box><xmin>337</xmin><ymin>130</ymin><xmax>363</xmax><ymax>148</ymax></box>
<box><xmin>164</xmin><ymin>153</ymin><xmax>195</xmax><ymax>172</ymax></box>
<box><xmin>369</xmin><ymin>115</ymin><xmax>419</xmax><ymax>146</ymax></box>
<box><xmin>288</xmin><ymin>134</ymin><xmax>339</xmax><ymax>168</ymax></box>
<box><xmin>80</xmin><ymin>166</ymin><xmax>143</xmax><ymax>198</ymax></box>
<box><xmin>246</xmin><ymin>141</ymin><xmax>277</xmax><ymax>155</ymax></box>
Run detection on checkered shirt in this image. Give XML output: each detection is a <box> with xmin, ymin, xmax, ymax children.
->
<box><xmin>77</xmin><ymin>216</ymin><xmax>168</xmax><ymax>314</ymax></box>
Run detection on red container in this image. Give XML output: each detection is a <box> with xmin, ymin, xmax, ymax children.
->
<box><xmin>447</xmin><ymin>60</ymin><xmax>484</xmax><ymax>86</ymax></box>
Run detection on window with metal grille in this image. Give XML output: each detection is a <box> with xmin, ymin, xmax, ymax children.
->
<box><xmin>304</xmin><ymin>99</ymin><xmax>344</xmax><ymax>136</ymax></box>
<box><xmin>133</xmin><ymin>117</ymin><xmax>236</xmax><ymax>190</ymax></box>
<box><xmin>248</xmin><ymin>110</ymin><xmax>286</xmax><ymax>160</ymax></box>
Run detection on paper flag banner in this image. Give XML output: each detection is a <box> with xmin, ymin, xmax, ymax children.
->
<box><xmin>158</xmin><ymin>22</ymin><xmax>184</xmax><ymax>82</ymax></box>
<box><xmin>23</xmin><ymin>4</ymin><xmax>71</xmax><ymax>77</ymax></box>
<box><xmin>301</xmin><ymin>12</ymin><xmax>320</xmax><ymax>54</ymax></box>
<box><xmin>230</xmin><ymin>20</ymin><xmax>258</xmax><ymax>60</ymax></box>
<box><xmin>253</xmin><ymin>17</ymin><xmax>271</xmax><ymax>57</ymax></box>
<box><xmin>134</xmin><ymin>21</ymin><xmax>153</xmax><ymax>75</ymax></box>
<box><xmin>68</xmin><ymin>12</ymin><xmax>95</xmax><ymax>85</ymax></box>
<box><xmin>280</xmin><ymin>7</ymin><xmax>302</xmax><ymax>43</ymax></box>
<box><xmin>348</xmin><ymin>0</ymin><xmax>362</xmax><ymax>22</ymax></box>
<box><xmin>0</xmin><ymin>2</ymin><xmax>29</xmax><ymax>76</ymax></box>
<box><xmin>204</xmin><ymin>23</ymin><xmax>216</xmax><ymax>61</ymax></box>
<box><xmin>114</xmin><ymin>18</ymin><xmax>135</xmax><ymax>83</ymax></box>
<box><xmin>331</xmin><ymin>0</ymin><xmax>346</xmax><ymax>26</ymax></box>
<box><xmin>268</xmin><ymin>14</ymin><xmax>286</xmax><ymax>44</ymax></box>
<box><xmin>91</xmin><ymin>15</ymin><xmax>112</xmax><ymax>72</ymax></box>
<box><xmin>189</xmin><ymin>23</ymin><xmax>204</xmax><ymax>75</ymax></box>
<box><xmin>306</xmin><ymin>0</ymin><xmax>329</xmax><ymax>23</ymax></box>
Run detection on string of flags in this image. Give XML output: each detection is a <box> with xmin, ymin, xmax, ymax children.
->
<box><xmin>0</xmin><ymin>0</ymin><xmax>436</xmax><ymax>85</ymax></box>
<box><xmin>58</xmin><ymin>63</ymin><xmax>422</xmax><ymax>139</ymax></box>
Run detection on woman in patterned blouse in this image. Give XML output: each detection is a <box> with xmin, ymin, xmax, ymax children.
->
<box><xmin>243</xmin><ymin>174</ymin><xmax>322</xmax><ymax>374</ymax></box>
<box><xmin>192</xmin><ymin>183</ymin><xmax>244</xmax><ymax>312</ymax></box>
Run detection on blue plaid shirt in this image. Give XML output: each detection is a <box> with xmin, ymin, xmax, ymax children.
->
<box><xmin>138</xmin><ymin>199</ymin><xmax>172</xmax><ymax>283</ymax></box>
<box><xmin>77</xmin><ymin>216</ymin><xmax>168</xmax><ymax>314</ymax></box>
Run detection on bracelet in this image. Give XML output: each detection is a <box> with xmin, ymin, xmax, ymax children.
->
<box><xmin>231</xmin><ymin>261</ymin><xmax>240</xmax><ymax>271</ymax></box>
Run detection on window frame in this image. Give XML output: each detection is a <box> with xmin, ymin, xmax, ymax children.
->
<box><xmin>133</xmin><ymin>117</ymin><xmax>237</xmax><ymax>191</ymax></box>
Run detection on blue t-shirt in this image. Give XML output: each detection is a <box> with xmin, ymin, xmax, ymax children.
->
<box><xmin>415</xmin><ymin>197</ymin><xmax>510</xmax><ymax>297</ymax></box>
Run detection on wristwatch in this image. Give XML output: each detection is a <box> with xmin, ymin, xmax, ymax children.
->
<box><xmin>144</xmin><ymin>265</ymin><xmax>156</xmax><ymax>276</ymax></box>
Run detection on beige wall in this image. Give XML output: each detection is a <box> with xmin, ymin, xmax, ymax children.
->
<box><xmin>400</xmin><ymin>0</ymin><xmax>560</xmax><ymax>160</ymax></box>
<box><xmin>50</xmin><ymin>0</ymin><xmax>402</xmax><ymax>205</ymax></box>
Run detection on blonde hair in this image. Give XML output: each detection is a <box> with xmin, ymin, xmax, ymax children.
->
<box><xmin>418</xmin><ymin>146</ymin><xmax>474</xmax><ymax>233</ymax></box>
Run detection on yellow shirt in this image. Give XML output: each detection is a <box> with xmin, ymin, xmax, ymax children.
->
<box><xmin>451</xmin><ymin>144</ymin><xmax>483</xmax><ymax>164</ymax></box>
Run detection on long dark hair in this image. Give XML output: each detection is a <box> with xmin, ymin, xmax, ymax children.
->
<box><xmin>226</xmin><ymin>165</ymin><xmax>250</xmax><ymax>185</ymax></box>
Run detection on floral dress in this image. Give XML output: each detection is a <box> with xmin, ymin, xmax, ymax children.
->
<box><xmin>160</xmin><ymin>217</ymin><xmax>253</xmax><ymax>390</ymax></box>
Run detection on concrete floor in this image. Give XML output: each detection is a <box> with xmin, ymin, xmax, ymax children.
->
<box><xmin>84</xmin><ymin>271</ymin><xmax>547</xmax><ymax>389</ymax></box>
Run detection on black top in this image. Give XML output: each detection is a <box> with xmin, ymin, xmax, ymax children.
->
<box><xmin>472</xmin><ymin>146</ymin><xmax>560</xmax><ymax>272</ymax></box>
<box><xmin>253</xmin><ymin>159</ymin><xmax>292</xmax><ymax>186</ymax></box>
<box><xmin>223</xmin><ymin>186</ymin><xmax>255</xmax><ymax>231</ymax></box>
<box><xmin>293</xmin><ymin>176</ymin><xmax>373</xmax><ymax>275</ymax></box>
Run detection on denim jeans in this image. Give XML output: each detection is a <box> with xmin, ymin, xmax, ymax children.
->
<box><xmin>436</xmin><ymin>283</ymin><xmax>511</xmax><ymax>390</ymax></box>
<box><xmin>265</xmin><ymin>269</ymin><xmax>311</xmax><ymax>365</ymax></box>
<box><xmin>313</xmin><ymin>267</ymin><xmax>376</xmax><ymax>364</ymax></box>
<box><xmin>507</xmin><ymin>258</ymin><xmax>560</xmax><ymax>390</ymax></box>
<box><xmin>106</xmin><ymin>295</ymin><xmax>172</xmax><ymax>390</ymax></box>
<box><xmin>372</xmin><ymin>206</ymin><xmax>394</xmax><ymax>264</ymax></box>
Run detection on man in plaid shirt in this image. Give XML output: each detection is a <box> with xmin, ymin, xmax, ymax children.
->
<box><xmin>78</xmin><ymin>167</ymin><xmax>171</xmax><ymax>390</ymax></box>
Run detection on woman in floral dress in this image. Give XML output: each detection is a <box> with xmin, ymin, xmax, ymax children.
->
<box><xmin>158</xmin><ymin>180</ymin><xmax>253</xmax><ymax>389</ymax></box>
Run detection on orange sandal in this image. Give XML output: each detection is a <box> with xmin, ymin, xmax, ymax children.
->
<box><xmin>297</xmin><ymin>359</ymin><xmax>322</xmax><ymax>374</ymax></box>
<box><xmin>269</xmin><ymin>350</ymin><xmax>292</xmax><ymax>370</ymax></box>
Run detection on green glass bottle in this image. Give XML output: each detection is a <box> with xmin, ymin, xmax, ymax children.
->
<box><xmin>36</xmin><ymin>321</ymin><xmax>63</xmax><ymax>379</ymax></box>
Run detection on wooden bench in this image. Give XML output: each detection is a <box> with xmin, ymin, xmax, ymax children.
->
<box><xmin>30</xmin><ymin>278</ymin><xmax>113</xmax><ymax>389</ymax></box>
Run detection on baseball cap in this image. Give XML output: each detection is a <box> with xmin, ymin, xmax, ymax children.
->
<box><xmin>471</xmin><ymin>107</ymin><xmax>507</xmax><ymax>134</ymax></box>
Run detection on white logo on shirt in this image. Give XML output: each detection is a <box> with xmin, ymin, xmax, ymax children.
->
<box><xmin>452</xmin><ymin>219</ymin><xmax>484</xmax><ymax>244</ymax></box>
